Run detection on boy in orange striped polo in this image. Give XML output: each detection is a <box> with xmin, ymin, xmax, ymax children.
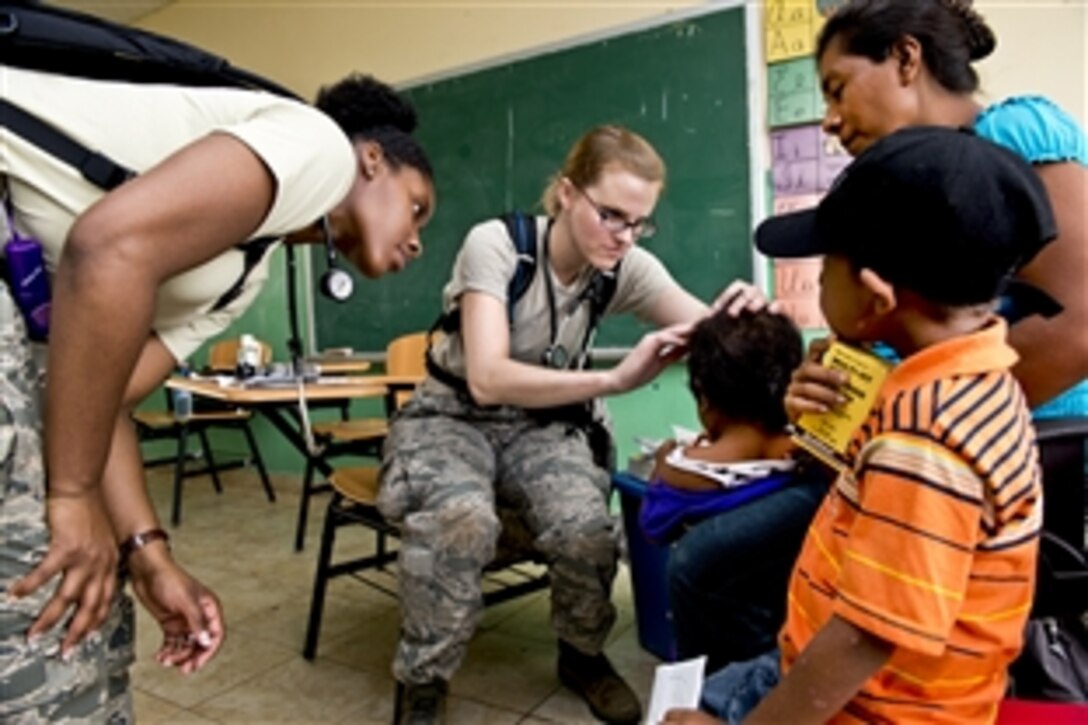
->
<box><xmin>664</xmin><ymin>127</ymin><xmax>1058</xmax><ymax>725</ymax></box>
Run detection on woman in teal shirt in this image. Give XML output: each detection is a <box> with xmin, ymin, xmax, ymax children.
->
<box><xmin>810</xmin><ymin>0</ymin><xmax>1087</xmax><ymax>414</ymax></box>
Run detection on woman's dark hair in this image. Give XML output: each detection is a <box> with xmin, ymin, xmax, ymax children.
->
<box><xmin>817</xmin><ymin>0</ymin><xmax>997</xmax><ymax>93</ymax></box>
<box><xmin>687</xmin><ymin>309</ymin><xmax>803</xmax><ymax>433</ymax></box>
<box><xmin>316</xmin><ymin>73</ymin><xmax>433</xmax><ymax>181</ymax></box>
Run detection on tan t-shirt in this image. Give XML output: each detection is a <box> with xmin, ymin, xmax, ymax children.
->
<box><xmin>0</xmin><ymin>66</ymin><xmax>355</xmax><ymax>360</ymax></box>
<box><xmin>429</xmin><ymin>216</ymin><xmax>677</xmax><ymax>380</ymax></box>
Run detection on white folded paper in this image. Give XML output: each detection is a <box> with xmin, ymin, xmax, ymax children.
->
<box><xmin>645</xmin><ymin>655</ymin><xmax>706</xmax><ymax>725</ymax></box>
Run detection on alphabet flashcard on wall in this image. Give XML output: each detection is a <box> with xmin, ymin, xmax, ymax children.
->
<box><xmin>768</xmin><ymin>56</ymin><xmax>825</xmax><ymax>128</ymax></box>
<box><xmin>774</xmin><ymin>258</ymin><xmax>827</xmax><ymax>330</ymax></box>
<box><xmin>773</xmin><ymin>193</ymin><xmax>820</xmax><ymax>216</ymax></box>
<box><xmin>765</xmin><ymin>0</ymin><xmax>825</xmax><ymax>63</ymax></box>
<box><xmin>771</xmin><ymin>124</ymin><xmax>849</xmax><ymax>196</ymax></box>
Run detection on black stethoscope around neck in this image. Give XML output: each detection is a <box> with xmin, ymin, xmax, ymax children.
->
<box><xmin>539</xmin><ymin>219</ymin><xmax>603</xmax><ymax>370</ymax></box>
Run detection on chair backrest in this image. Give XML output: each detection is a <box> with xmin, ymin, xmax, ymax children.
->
<box><xmin>385</xmin><ymin>332</ymin><xmax>429</xmax><ymax>376</ymax></box>
<box><xmin>385</xmin><ymin>332</ymin><xmax>429</xmax><ymax>409</ymax></box>
<box><xmin>207</xmin><ymin>337</ymin><xmax>274</xmax><ymax>372</ymax></box>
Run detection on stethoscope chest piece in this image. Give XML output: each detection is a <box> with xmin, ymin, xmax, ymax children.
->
<box><xmin>321</xmin><ymin>267</ymin><xmax>354</xmax><ymax>302</ymax></box>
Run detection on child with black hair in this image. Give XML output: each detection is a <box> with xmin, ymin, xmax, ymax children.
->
<box><xmin>643</xmin><ymin>309</ymin><xmax>831</xmax><ymax>672</ymax></box>
<box><xmin>644</xmin><ymin>308</ymin><xmax>803</xmax><ymax>538</ymax></box>
<box><xmin>664</xmin><ymin>126</ymin><xmax>1053</xmax><ymax>725</ymax></box>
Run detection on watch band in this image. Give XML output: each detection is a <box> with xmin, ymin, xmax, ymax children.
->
<box><xmin>118</xmin><ymin>528</ymin><xmax>170</xmax><ymax>563</ymax></box>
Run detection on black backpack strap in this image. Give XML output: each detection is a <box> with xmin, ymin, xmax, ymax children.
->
<box><xmin>425</xmin><ymin>212</ymin><xmax>540</xmax><ymax>400</ymax></box>
<box><xmin>586</xmin><ymin>264</ymin><xmax>619</xmax><ymax>328</ymax></box>
<box><xmin>0</xmin><ymin>1</ymin><xmax>299</xmax><ymax>99</ymax></box>
<box><xmin>572</xmin><ymin>262</ymin><xmax>619</xmax><ymax>369</ymax></box>
<box><xmin>499</xmin><ymin>211</ymin><xmax>538</xmax><ymax>323</ymax></box>
<box><xmin>0</xmin><ymin>98</ymin><xmax>134</xmax><ymax>190</ymax></box>
<box><xmin>210</xmin><ymin>235</ymin><xmax>278</xmax><ymax>312</ymax></box>
<box><xmin>0</xmin><ymin>98</ymin><xmax>277</xmax><ymax>313</ymax></box>
<box><xmin>430</xmin><ymin>211</ymin><xmax>539</xmax><ymax>337</ymax></box>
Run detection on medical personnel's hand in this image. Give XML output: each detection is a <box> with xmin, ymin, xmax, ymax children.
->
<box><xmin>710</xmin><ymin>280</ymin><xmax>780</xmax><ymax>317</ymax></box>
<box><xmin>10</xmin><ymin>492</ymin><xmax>118</xmax><ymax>657</ymax></box>
<box><xmin>784</xmin><ymin>337</ymin><xmax>847</xmax><ymax>423</ymax></box>
<box><xmin>608</xmin><ymin>323</ymin><xmax>692</xmax><ymax>394</ymax></box>
<box><xmin>129</xmin><ymin>547</ymin><xmax>225</xmax><ymax>675</ymax></box>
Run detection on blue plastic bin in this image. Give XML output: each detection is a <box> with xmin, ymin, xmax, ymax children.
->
<box><xmin>613</xmin><ymin>472</ymin><xmax>677</xmax><ymax>661</ymax></box>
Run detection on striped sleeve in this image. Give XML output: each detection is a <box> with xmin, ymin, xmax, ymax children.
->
<box><xmin>832</xmin><ymin>430</ymin><xmax>984</xmax><ymax>656</ymax></box>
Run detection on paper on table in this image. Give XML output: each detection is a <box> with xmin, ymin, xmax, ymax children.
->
<box><xmin>645</xmin><ymin>656</ymin><xmax>707</xmax><ymax>725</ymax></box>
<box><xmin>671</xmin><ymin>425</ymin><xmax>699</xmax><ymax>445</ymax></box>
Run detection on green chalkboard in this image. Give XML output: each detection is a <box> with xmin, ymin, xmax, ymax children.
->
<box><xmin>314</xmin><ymin>6</ymin><xmax>751</xmax><ymax>352</ymax></box>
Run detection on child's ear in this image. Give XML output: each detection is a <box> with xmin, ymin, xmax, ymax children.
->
<box><xmin>858</xmin><ymin>267</ymin><xmax>898</xmax><ymax>319</ymax></box>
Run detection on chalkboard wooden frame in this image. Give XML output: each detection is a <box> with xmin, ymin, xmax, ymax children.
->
<box><xmin>309</xmin><ymin>1</ymin><xmax>767</xmax><ymax>357</ymax></box>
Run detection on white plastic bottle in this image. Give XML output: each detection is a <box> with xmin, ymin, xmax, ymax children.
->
<box><xmin>236</xmin><ymin>334</ymin><xmax>261</xmax><ymax>379</ymax></box>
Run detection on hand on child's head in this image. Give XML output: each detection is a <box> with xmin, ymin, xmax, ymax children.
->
<box><xmin>711</xmin><ymin>280</ymin><xmax>780</xmax><ymax>317</ymax></box>
<box><xmin>657</xmin><ymin>322</ymin><xmax>694</xmax><ymax>359</ymax></box>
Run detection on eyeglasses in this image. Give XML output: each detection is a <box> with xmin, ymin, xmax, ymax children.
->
<box><xmin>573</xmin><ymin>185</ymin><xmax>657</xmax><ymax>240</ymax></box>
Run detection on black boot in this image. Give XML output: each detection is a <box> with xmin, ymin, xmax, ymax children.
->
<box><xmin>394</xmin><ymin>679</ymin><xmax>448</xmax><ymax>725</ymax></box>
<box><xmin>557</xmin><ymin>640</ymin><xmax>642</xmax><ymax>724</ymax></box>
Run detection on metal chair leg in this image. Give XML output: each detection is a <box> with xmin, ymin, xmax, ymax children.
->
<box><xmin>295</xmin><ymin>459</ymin><xmax>317</xmax><ymax>552</ymax></box>
<box><xmin>242</xmin><ymin>422</ymin><xmax>276</xmax><ymax>503</ymax></box>
<box><xmin>171</xmin><ymin>424</ymin><xmax>189</xmax><ymax>526</ymax></box>
<box><xmin>377</xmin><ymin>530</ymin><xmax>387</xmax><ymax>568</ymax></box>
<box><xmin>197</xmin><ymin>428</ymin><xmax>224</xmax><ymax>494</ymax></box>
<box><xmin>391</xmin><ymin>680</ymin><xmax>405</xmax><ymax>725</ymax></box>
<box><xmin>303</xmin><ymin>493</ymin><xmax>341</xmax><ymax>660</ymax></box>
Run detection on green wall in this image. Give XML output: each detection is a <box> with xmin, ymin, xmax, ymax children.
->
<box><xmin>314</xmin><ymin>6</ymin><xmax>751</xmax><ymax>354</ymax></box>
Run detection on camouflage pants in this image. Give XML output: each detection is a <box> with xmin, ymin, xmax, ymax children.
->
<box><xmin>378</xmin><ymin>387</ymin><xmax>618</xmax><ymax>685</ymax></box>
<box><xmin>0</xmin><ymin>281</ymin><xmax>134</xmax><ymax>723</ymax></box>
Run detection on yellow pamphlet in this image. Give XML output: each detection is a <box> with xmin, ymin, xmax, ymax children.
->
<box><xmin>793</xmin><ymin>342</ymin><xmax>892</xmax><ymax>471</ymax></box>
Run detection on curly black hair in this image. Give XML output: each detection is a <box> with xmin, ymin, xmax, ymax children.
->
<box><xmin>817</xmin><ymin>0</ymin><xmax>996</xmax><ymax>94</ymax></box>
<box><xmin>315</xmin><ymin>73</ymin><xmax>433</xmax><ymax>181</ymax></box>
<box><xmin>686</xmin><ymin>308</ymin><xmax>803</xmax><ymax>433</ymax></box>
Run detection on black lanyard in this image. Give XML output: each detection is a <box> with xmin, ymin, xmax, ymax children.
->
<box><xmin>541</xmin><ymin>219</ymin><xmax>561</xmax><ymax>349</ymax></box>
<box><xmin>540</xmin><ymin>220</ymin><xmax>599</xmax><ymax>370</ymax></box>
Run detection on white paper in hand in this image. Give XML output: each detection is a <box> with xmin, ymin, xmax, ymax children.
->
<box><xmin>645</xmin><ymin>655</ymin><xmax>706</xmax><ymax>725</ymax></box>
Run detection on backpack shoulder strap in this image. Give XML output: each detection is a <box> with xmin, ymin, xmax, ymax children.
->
<box><xmin>499</xmin><ymin>211</ymin><xmax>538</xmax><ymax>324</ymax></box>
<box><xmin>0</xmin><ymin>1</ymin><xmax>299</xmax><ymax>99</ymax></box>
<box><xmin>425</xmin><ymin>212</ymin><xmax>538</xmax><ymax>398</ymax></box>
<box><xmin>571</xmin><ymin>263</ymin><xmax>620</xmax><ymax>369</ymax></box>
<box><xmin>587</xmin><ymin>263</ymin><xmax>620</xmax><ymax>325</ymax></box>
<box><xmin>0</xmin><ymin>98</ymin><xmax>134</xmax><ymax>190</ymax></box>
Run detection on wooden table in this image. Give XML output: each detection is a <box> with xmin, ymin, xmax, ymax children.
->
<box><xmin>304</xmin><ymin>358</ymin><xmax>372</xmax><ymax>376</ymax></box>
<box><xmin>167</xmin><ymin>374</ymin><xmax>422</xmax><ymax>476</ymax></box>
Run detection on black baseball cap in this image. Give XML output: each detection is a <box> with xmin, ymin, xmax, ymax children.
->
<box><xmin>756</xmin><ymin>126</ymin><xmax>1058</xmax><ymax>307</ymax></box>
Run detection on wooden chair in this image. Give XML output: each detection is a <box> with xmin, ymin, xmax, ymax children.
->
<box><xmin>303</xmin><ymin>467</ymin><xmax>550</xmax><ymax>660</ymax></box>
<box><xmin>293</xmin><ymin>332</ymin><xmax>429</xmax><ymax>551</ymax></box>
<box><xmin>301</xmin><ymin>332</ymin><xmax>549</xmax><ymax>659</ymax></box>
<box><xmin>134</xmin><ymin>337</ymin><xmax>275</xmax><ymax>525</ymax></box>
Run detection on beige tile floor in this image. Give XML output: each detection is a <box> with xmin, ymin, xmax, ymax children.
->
<box><xmin>132</xmin><ymin>465</ymin><xmax>660</xmax><ymax>723</ymax></box>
